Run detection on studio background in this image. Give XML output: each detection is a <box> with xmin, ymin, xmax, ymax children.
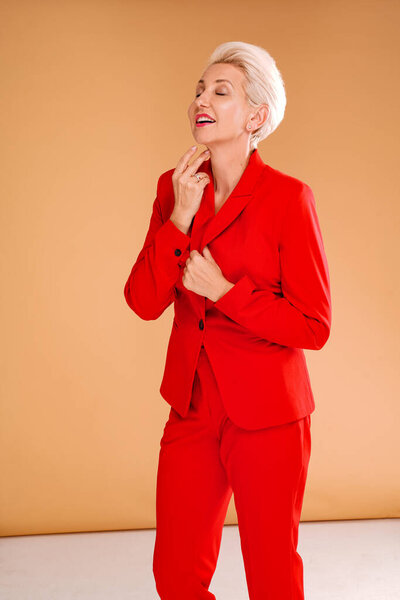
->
<box><xmin>1</xmin><ymin>0</ymin><xmax>399</xmax><ymax>537</ymax></box>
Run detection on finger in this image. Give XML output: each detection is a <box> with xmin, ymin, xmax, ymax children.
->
<box><xmin>202</xmin><ymin>245</ymin><xmax>214</xmax><ymax>260</ymax></box>
<box><xmin>185</xmin><ymin>149</ymin><xmax>211</xmax><ymax>178</ymax></box>
<box><xmin>174</xmin><ymin>146</ymin><xmax>199</xmax><ymax>176</ymax></box>
<box><xmin>191</xmin><ymin>171</ymin><xmax>210</xmax><ymax>185</ymax></box>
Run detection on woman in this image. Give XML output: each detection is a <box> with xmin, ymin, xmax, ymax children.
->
<box><xmin>124</xmin><ymin>41</ymin><xmax>332</xmax><ymax>600</ymax></box>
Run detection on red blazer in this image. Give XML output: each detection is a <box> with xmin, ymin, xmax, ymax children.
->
<box><xmin>124</xmin><ymin>148</ymin><xmax>332</xmax><ymax>430</ymax></box>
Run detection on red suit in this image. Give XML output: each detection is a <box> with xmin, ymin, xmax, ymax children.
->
<box><xmin>124</xmin><ymin>148</ymin><xmax>332</xmax><ymax>599</ymax></box>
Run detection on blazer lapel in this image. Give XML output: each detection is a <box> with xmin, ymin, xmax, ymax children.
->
<box><xmin>190</xmin><ymin>148</ymin><xmax>267</xmax><ymax>253</ymax></box>
<box><xmin>189</xmin><ymin>177</ymin><xmax>214</xmax><ymax>252</ymax></box>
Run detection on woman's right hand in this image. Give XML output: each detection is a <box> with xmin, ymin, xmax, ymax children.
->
<box><xmin>170</xmin><ymin>146</ymin><xmax>211</xmax><ymax>230</ymax></box>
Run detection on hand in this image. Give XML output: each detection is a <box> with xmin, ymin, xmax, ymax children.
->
<box><xmin>182</xmin><ymin>245</ymin><xmax>234</xmax><ymax>302</ymax></box>
<box><xmin>171</xmin><ymin>146</ymin><xmax>211</xmax><ymax>225</ymax></box>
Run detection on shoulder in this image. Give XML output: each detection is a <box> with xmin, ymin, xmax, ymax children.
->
<box><xmin>155</xmin><ymin>168</ymin><xmax>176</xmax><ymax>222</ymax></box>
<box><xmin>264</xmin><ymin>163</ymin><xmax>313</xmax><ymax>197</ymax></box>
<box><xmin>156</xmin><ymin>167</ymin><xmax>175</xmax><ymax>193</ymax></box>
<box><xmin>264</xmin><ymin>165</ymin><xmax>317</xmax><ymax>219</ymax></box>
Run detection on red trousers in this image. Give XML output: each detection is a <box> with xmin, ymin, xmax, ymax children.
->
<box><xmin>153</xmin><ymin>345</ymin><xmax>312</xmax><ymax>600</ymax></box>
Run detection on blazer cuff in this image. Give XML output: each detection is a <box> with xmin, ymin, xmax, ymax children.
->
<box><xmin>157</xmin><ymin>218</ymin><xmax>191</xmax><ymax>268</ymax></box>
<box><xmin>214</xmin><ymin>274</ymin><xmax>257</xmax><ymax>316</ymax></box>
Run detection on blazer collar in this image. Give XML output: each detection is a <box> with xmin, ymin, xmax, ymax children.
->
<box><xmin>190</xmin><ymin>148</ymin><xmax>268</xmax><ymax>251</ymax></box>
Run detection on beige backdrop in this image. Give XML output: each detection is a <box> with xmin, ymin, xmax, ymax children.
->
<box><xmin>1</xmin><ymin>0</ymin><xmax>399</xmax><ymax>537</ymax></box>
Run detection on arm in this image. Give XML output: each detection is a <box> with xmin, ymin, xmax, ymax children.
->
<box><xmin>213</xmin><ymin>184</ymin><xmax>332</xmax><ymax>349</ymax></box>
<box><xmin>124</xmin><ymin>174</ymin><xmax>191</xmax><ymax>320</ymax></box>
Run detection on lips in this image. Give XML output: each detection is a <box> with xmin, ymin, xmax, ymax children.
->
<box><xmin>196</xmin><ymin>113</ymin><xmax>216</xmax><ymax>123</ymax></box>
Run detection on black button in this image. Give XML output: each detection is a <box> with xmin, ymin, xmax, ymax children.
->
<box><xmin>174</xmin><ymin>248</ymin><xmax>182</xmax><ymax>256</ymax></box>
<box><xmin>199</xmin><ymin>319</ymin><xmax>204</xmax><ymax>330</ymax></box>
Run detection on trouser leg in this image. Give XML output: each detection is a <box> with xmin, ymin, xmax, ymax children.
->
<box><xmin>153</xmin><ymin>368</ymin><xmax>232</xmax><ymax>600</ymax></box>
<box><xmin>220</xmin><ymin>414</ymin><xmax>312</xmax><ymax>600</ymax></box>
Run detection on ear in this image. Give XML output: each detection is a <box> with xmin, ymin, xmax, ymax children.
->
<box><xmin>202</xmin><ymin>245</ymin><xmax>215</xmax><ymax>262</ymax></box>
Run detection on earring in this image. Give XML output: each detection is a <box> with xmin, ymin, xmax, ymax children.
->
<box><xmin>247</xmin><ymin>123</ymin><xmax>252</xmax><ymax>130</ymax></box>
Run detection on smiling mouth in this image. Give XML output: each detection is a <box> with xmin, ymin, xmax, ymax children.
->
<box><xmin>196</xmin><ymin>121</ymin><xmax>216</xmax><ymax>127</ymax></box>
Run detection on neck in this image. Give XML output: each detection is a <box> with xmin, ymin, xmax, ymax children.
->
<box><xmin>208</xmin><ymin>145</ymin><xmax>254</xmax><ymax>199</ymax></box>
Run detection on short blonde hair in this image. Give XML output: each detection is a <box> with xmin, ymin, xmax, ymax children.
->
<box><xmin>203</xmin><ymin>41</ymin><xmax>287</xmax><ymax>150</ymax></box>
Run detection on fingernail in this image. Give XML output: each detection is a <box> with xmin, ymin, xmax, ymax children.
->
<box><xmin>191</xmin><ymin>145</ymin><xmax>197</xmax><ymax>150</ymax></box>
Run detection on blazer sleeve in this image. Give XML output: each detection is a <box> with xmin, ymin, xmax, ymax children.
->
<box><xmin>213</xmin><ymin>183</ymin><xmax>332</xmax><ymax>350</ymax></box>
<box><xmin>124</xmin><ymin>173</ymin><xmax>191</xmax><ymax>320</ymax></box>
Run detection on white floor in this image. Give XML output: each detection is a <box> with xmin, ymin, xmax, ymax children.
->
<box><xmin>1</xmin><ymin>518</ymin><xmax>399</xmax><ymax>599</ymax></box>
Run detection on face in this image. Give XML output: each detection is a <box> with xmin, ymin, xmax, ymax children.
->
<box><xmin>187</xmin><ymin>63</ymin><xmax>258</xmax><ymax>149</ymax></box>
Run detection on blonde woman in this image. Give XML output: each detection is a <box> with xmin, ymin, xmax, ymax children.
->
<box><xmin>124</xmin><ymin>40</ymin><xmax>332</xmax><ymax>600</ymax></box>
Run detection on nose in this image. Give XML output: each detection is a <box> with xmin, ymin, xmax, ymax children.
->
<box><xmin>192</xmin><ymin>100</ymin><xmax>209</xmax><ymax>119</ymax></box>
<box><xmin>196</xmin><ymin>90</ymin><xmax>211</xmax><ymax>105</ymax></box>
<box><xmin>196</xmin><ymin>100</ymin><xmax>210</xmax><ymax>113</ymax></box>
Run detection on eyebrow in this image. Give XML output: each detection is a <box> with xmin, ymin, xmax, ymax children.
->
<box><xmin>197</xmin><ymin>78</ymin><xmax>234</xmax><ymax>88</ymax></box>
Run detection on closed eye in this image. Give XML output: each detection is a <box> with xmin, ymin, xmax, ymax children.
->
<box><xmin>195</xmin><ymin>92</ymin><xmax>226</xmax><ymax>97</ymax></box>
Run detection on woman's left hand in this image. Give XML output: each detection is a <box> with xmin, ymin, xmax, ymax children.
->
<box><xmin>182</xmin><ymin>245</ymin><xmax>234</xmax><ymax>302</ymax></box>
